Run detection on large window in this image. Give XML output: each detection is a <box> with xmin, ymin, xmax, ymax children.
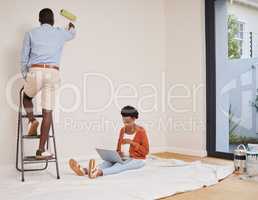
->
<box><xmin>206</xmin><ymin>0</ymin><xmax>258</xmax><ymax>159</ymax></box>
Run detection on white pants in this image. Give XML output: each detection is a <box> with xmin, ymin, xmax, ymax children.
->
<box><xmin>23</xmin><ymin>68</ymin><xmax>60</xmax><ymax>110</ymax></box>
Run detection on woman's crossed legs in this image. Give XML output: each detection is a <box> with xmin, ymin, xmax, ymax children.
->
<box><xmin>69</xmin><ymin>158</ymin><xmax>145</xmax><ymax>178</ymax></box>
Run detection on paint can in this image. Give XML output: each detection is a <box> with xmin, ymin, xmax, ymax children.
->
<box><xmin>246</xmin><ymin>144</ymin><xmax>258</xmax><ymax>177</ymax></box>
<box><xmin>234</xmin><ymin>144</ymin><xmax>247</xmax><ymax>174</ymax></box>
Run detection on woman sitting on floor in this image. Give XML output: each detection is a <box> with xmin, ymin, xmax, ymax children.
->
<box><xmin>69</xmin><ymin>105</ymin><xmax>149</xmax><ymax>179</ymax></box>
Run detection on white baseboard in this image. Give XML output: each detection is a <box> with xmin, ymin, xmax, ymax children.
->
<box><xmin>150</xmin><ymin>146</ymin><xmax>168</xmax><ymax>153</ymax></box>
<box><xmin>165</xmin><ymin>146</ymin><xmax>207</xmax><ymax>157</ymax></box>
<box><xmin>150</xmin><ymin>146</ymin><xmax>207</xmax><ymax>157</ymax></box>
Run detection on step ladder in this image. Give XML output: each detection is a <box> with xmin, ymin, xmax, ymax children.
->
<box><xmin>16</xmin><ymin>87</ymin><xmax>60</xmax><ymax>182</ymax></box>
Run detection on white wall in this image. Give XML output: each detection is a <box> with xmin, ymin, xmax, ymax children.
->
<box><xmin>0</xmin><ymin>0</ymin><xmax>207</xmax><ymax>165</ymax></box>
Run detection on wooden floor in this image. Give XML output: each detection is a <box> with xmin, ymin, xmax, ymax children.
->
<box><xmin>154</xmin><ymin>152</ymin><xmax>258</xmax><ymax>200</ymax></box>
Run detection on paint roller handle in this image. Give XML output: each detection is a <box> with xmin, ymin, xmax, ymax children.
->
<box><xmin>68</xmin><ymin>22</ymin><xmax>75</xmax><ymax>30</ymax></box>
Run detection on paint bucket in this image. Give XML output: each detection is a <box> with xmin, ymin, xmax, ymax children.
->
<box><xmin>234</xmin><ymin>144</ymin><xmax>247</xmax><ymax>174</ymax></box>
<box><xmin>246</xmin><ymin>144</ymin><xmax>258</xmax><ymax>177</ymax></box>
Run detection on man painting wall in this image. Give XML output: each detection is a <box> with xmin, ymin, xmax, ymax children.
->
<box><xmin>20</xmin><ymin>8</ymin><xmax>76</xmax><ymax>159</ymax></box>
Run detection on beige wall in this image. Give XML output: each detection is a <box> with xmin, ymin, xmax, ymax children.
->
<box><xmin>165</xmin><ymin>0</ymin><xmax>207</xmax><ymax>156</ymax></box>
<box><xmin>0</xmin><ymin>0</ymin><xmax>206</xmax><ymax>164</ymax></box>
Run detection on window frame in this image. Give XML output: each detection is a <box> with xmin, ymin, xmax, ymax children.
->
<box><xmin>205</xmin><ymin>0</ymin><xmax>234</xmax><ymax>160</ymax></box>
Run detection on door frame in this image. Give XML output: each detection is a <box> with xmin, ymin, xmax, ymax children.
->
<box><xmin>205</xmin><ymin>0</ymin><xmax>234</xmax><ymax>160</ymax></box>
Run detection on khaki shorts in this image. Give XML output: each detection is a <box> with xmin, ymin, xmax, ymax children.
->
<box><xmin>23</xmin><ymin>68</ymin><xmax>60</xmax><ymax>110</ymax></box>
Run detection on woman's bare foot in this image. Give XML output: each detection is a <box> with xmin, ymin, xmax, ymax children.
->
<box><xmin>88</xmin><ymin>159</ymin><xmax>103</xmax><ymax>179</ymax></box>
<box><xmin>69</xmin><ymin>159</ymin><xmax>85</xmax><ymax>176</ymax></box>
<box><xmin>90</xmin><ymin>168</ymin><xmax>103</xmax><ymax>179</ymax></box>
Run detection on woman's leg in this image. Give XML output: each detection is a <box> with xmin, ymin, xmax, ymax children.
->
<box><xmin>101</xmin><ymin>159</ymin><xmax>145</xmax><ymax>176</ymax></box>
<box><xmin>69</xmin><ymin>160</ymin><xmax>114</xmax><ymax>177</ymax></box>
<box><xmin>84</xmin><ymin>160</ymin><xmax>114</xmax><ymax>175</ymax></box>
<box><xmin>97</xmin><ymin>161</ymin><xmax>114</xmax><ymax>170</ymax></box>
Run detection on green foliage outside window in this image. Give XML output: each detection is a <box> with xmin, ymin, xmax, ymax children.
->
<box><xmin>228</xmin><ymin>14</ymin><xmax>241</xmax><ymax>59</ymax></box>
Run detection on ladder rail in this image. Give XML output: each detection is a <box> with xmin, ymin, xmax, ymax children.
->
<box><xmin>20</xmin><ymin>88</ymin><xmax>25</xmax><ymax>182</ymax></box>
<box><xmin>15</xmin><ymin>87</ymin><xmax>24</xmax><ymax>171</ymax></box>
<box><xmin>15</xmin><ymin>104</ymin><xmax>21</xmax><ymax>171</ymax></box>
<box><xmin>51</xmin><ymin>117</ymin><xmax>60</xmax><ymax>179</ymax></box>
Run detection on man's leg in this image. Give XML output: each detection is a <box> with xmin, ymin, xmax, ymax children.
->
<box><xmin>38</xmin><ymin>109</ymin><xmax>52</xmax><ymax>151</ymax></box>
<box><xmin>36</xmin><ymin>69</ymin><xmax>59</xmax><ymax>159</ymax></box>
<box><xmin>23</xmin><ymin>92</ymin><xmax>39</xmax><ymax>136</ymax></box>
<box><xmin>23</xmin><ymin>69</ymin><xmax>41</xmax><ymax>136</ymax></box>
<box><xmin>23</xmin><ymin>92</ymin><xmax>35</xmax><ymax>122</ymax></box>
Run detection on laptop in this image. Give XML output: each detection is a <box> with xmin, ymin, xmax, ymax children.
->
<box><xmin>96</xmin><ymin>148</ymin><xmax>127</xmax><ymax>164</ymax></box>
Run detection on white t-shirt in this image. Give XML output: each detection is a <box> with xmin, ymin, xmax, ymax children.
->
<box><xmin>122</xmin><ymin>132</ymin><xmax>136</xmax><ymax>157</ymax></box>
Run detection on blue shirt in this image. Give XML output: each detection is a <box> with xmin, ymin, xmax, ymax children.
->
<box><xmin>20</xmin><ymin>24</ymin><xmax>76</xmax><ymax>78</ymax></box>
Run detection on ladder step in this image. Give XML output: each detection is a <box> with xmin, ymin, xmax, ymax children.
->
<box><xmin>21</xmin><ymin>114</ymin><xmax>43</xmax><ymax>118</ymax></box>
<box><xmin>23</xmin><ymin>156</ymin><xmax>56</xmax><ymax>163</ymax></box>
<box><xmin>22</xmin><ymin>135</ymin><xmax>53</xmax><ymax>139</ymax></box>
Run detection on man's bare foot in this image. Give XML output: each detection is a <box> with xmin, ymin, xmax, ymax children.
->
<box><xmin>28</xmin><ymin>119</ymin><xmax>39</xmax><ymax>136</ymax></box>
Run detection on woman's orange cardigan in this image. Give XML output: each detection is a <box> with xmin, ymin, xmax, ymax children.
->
<box><xmin>116</xmin><ymin>126</ymin><xmax>149</xmax><ymax>159</ymax></box>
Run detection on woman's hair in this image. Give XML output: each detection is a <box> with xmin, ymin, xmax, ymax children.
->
<box><xmin>39</xmin><ymin>8</ymin><xmax>54</xmax><ymax>25</ymax></box>
<box><xmin>121</xmin><ymin>105</ymin><xmax>139</xmax><ymax>119</ymax></box>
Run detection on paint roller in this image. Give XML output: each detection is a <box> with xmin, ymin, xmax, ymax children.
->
<box><xmin>60</xmin><ymin>9</ymin><xmax>77</xmax><ymax>21</ymax></box>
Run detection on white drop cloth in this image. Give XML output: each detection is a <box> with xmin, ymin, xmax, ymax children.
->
<box><xmin>0</xmin><ymin>155</ymin><xmax>234</xmax><ymax>200</ymax></box>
